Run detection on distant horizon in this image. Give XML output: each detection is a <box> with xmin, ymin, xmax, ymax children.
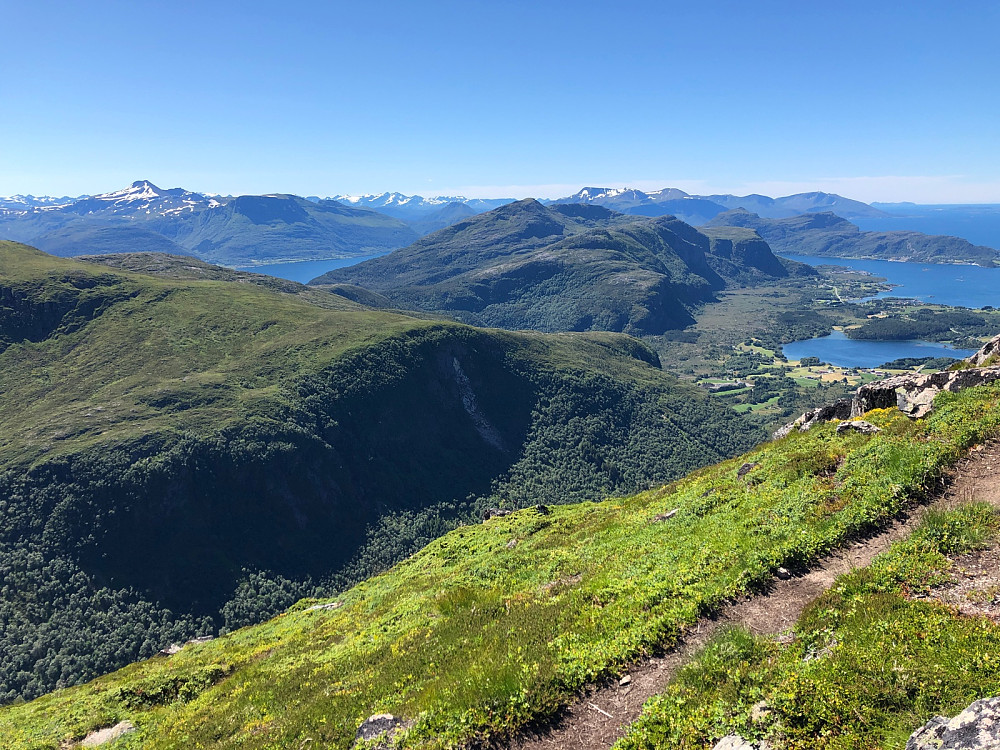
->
<box><xmin>6</xmin><ymin>178</ymin><xmax>1000</xmax><ymax>208</ymax></box>
<box><xmin>4</xmin><ymin>3</ymin><xmax>999</xmax><ymax>208</ymax></box>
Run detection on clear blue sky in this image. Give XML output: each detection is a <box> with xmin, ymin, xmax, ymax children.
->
<box><xmin>2</xmin><ymin>1</ymin><xmax>998</xmax><ymax>202</ymax></box>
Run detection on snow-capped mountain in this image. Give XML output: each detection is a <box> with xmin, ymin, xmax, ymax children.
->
<box><xmin>0</xmin><ymin>181</ymin><xmax>418</xmax><ymax>265</ymax></box>
<box><xmin>0</xmin><ymin>194</ymin><xmax>80</xmax><ymax>211</ymax></box>
<box><xmin>329</xmin><ymin>192</ymin><xmax>512</xmax><ymax>219</ymax></box>
<box><xmin>550</xmin><ymin>186</ymin><xmax>887</xmax><ymax>221</ymax></box>
<box><xmin>61</xmin><ymin>180</ymin><xmax>223</xmax><ymax>218</ymax></box>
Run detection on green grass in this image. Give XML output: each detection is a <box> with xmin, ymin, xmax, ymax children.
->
<box><xmin>0</xmin><ymin>242</ymin><xmax>423</xmax><ymax>469</ymax></box>
<box><xmin>616</xmin><ymin>501</ymin><xmax>1000</xmax><ymax>750</ymax></box>
<box><xmin>5</xmin><ymin>379</ymin><xmax>1000</xmax><ymax>748</ymax></box>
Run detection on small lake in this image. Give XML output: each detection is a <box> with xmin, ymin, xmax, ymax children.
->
<box><xmin>780</xmin><ymin>253</ymin><xmax>991</xmax><ymax>367</ymax></box>
<box><xmin>235</xmin><ymin>252</ymin><xmax>389</xmax><ymax>284</ymax></box>
<box><xmin>782</xmin><ymin>330</ymin><xmax>975</xmax><ymax>370</ymax></box>
<box><xmin>780</xmin><ymin>253</ymin><xmax>1000</xmax><ymax>309</ymax></box>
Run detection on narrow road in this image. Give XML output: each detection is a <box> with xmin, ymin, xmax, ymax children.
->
<box><xmin>500</xmin><ymin>442</ymin><xmax>1000</xmax><ymax>750</ymax></box>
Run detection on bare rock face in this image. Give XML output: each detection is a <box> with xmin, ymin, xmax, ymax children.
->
<box><xmin>713</xmin><ymin>736</ymin><xmax>758</xmax><ymax>750</ymax></box>
<box><xmin>836</xmin><ymin>420</ymin><xmax>881</xmax><ymax>435</ymax></box>
<box><xmin>967</xmin><ymin>333</ymin><xmax>1000</xmax><ymax>367</ymax></box>
<box><xmin>80</xmin><ymin>721</ymin><xmax>136</xmax><ymax>747</ymax></box>
<box><xmin>773</xmin><ymin>399</ymin><xmax>852</xmax><ymax>439</ymax></box>
<box><xmin>355</xmin><ymin>713</ymin><xmax>404</xmax><ymax>745</ymax></box>
<box><xmin>906</xmin><ymin>696</ymin><xmax>1000</xmax><ymax>749</ymax></box>
<box><xmin>853</xmin><ymin>367</ymin><xmax>1000</xmax><ymax>419</ymax></box>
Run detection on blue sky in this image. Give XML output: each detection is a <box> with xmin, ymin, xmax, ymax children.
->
<box><xmin>1</xmin><ymin>1</ymin><xmax>998</xmax><ymax>202</ymax></box>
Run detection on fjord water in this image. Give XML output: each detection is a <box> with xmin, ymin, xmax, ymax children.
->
<box><xmin>858</xmin><ymin>204</ymin><xmax>1000</xmax><ymax>250</ymax></box>
<box><xmin>782</xmin><ymin>329</ymin><xmax>975</xmax><ymax>369</ymax></box>
<box><xmin>780</xmin><ymin>253</ymin><xmax>993</xmax><ymax>368</ymax></box>
<box><xmin>780</xmin><ymin>253</ymin><xmax>1000</xmax><ymax>308</ymax></box>
<box><xmin>236</xmin><ymin>252</ymin><xmax>389</xmax><ymax>283</ymax></box>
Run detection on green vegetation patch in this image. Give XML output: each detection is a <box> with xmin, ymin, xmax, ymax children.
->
<box><xmin>617</xmin><ymin>501</ymin><xmax>1000</xmax><ymax>750</ymax></box>
<box><xmin>6</xmin><ymin>382</ymin><xmax>1000</xmax><ymax>748</ymax></box>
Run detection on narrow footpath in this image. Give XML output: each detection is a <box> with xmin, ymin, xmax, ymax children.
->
<box><xmin>501</xmin><ymin>442</ymin><xmax>1000</xmax><ymax>750</ymax></box>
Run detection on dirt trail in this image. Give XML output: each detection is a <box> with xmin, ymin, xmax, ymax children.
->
<box><xmin>501</xmin><ymin>442</ymin><xmax>1000</xmax><ymax>750</ymax></box>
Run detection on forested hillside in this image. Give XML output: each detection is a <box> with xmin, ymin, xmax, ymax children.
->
<box><xmin>314</xmin><ymin>200</ymin><xmax>811</xmax><ymax>334</ymax></box>
<box><xmin>5</xmin><ymin>357</ymin><xmax>999</xmax><ymax>749</ymax></box>
<box><xmin>0</xmin><ymin>243</ymin><xmax>761</xmax><ymax>703</ymax></box>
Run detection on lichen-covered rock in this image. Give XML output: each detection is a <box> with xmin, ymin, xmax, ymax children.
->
<box><xmin>773</xmin><ymin>399</ymin><xmax>853</xmax><ymax>439</ymax></box>
<box><xmin>80</xmin><ymin>721</ymin><xmax>136</xmax><ymax>747</ymax></box>
<box><xmin>967</xmin><ymin>333</ymin><xmax>1000</xmax><ymax>367</ymax></box>
<box><xmin>836</xmin><ymin>420</ymin><xmax>881</xmax><ymax>435</ymax></box>
<box><xmin>906</xmin><ymin>696</ymin><xmax>1000</xmax><ymax>749</ymax></box>
<box><xmin>713</xmin><ymin>736</ymin><xmax>758</xmax><ymax>750</ymax></box>
<box><xmin>355</xmin><ymin>713</ymin><xmax>404</xmax><ymax>745</ymax></box>
<box><xmin>854</xmin><ymin>367</ymin><xmax>1000</xmax><ymax>419</ymax></box>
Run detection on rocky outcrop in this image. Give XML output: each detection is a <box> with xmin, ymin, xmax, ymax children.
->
<box><xmin>355</xmin><ymin>713</ymin><xmax>405</xmax><ymax>745</ymax></box>
<box><xmin>836</xmin><ymin>420</ymin><xmax>881</xmax><ymax>435</ymax></box>
<box><xmin>967</xmin><ymin>333</ymin><xmax>1000</xmax><ymax>367</ymax></box>
<box><xmin>712</xmin><ymin>736</ymin><xmax>758</xmax><ymax>750</ymax></box>
<box><xmin>80</xmin><ymin>721</ymin><xmax>136</xmax><ymax>747</ymax></box>
<box><xmin>773</xmin><ymin>399</ymin><xmax>852</xmax><ymax>439</ymax></box>
<box><xmin>906</xmin><ymin>696</ymin><xmax>1000</xmax><ymax>749</ymax></box>
<box><xmin>852</xmin><ymin>367</ymin><xmax>1000</xmax><ymax>419</ymax></box>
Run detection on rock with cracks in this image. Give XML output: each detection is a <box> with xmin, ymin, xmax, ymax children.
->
<box><xmin>355</xmin><ymin>713</ymin><xmax>403</xmax><ymax>745</ymax></box>
<box><xmin>836</xmin><ymin>420</ymin><xmax>881</xmax><ymax>435</ymax></box>
<box><xmin>713</xmin><ymin>736</ymin><xmax>758</xmax><ymax>750</ymax></box>
<box><xmin>80</xmin><ymin>721</ymin><xmax>136</xmax><ymax>747</ymax></box>
<box><xmin>773</xmin><ymin>399</ymin><xmax>852</xmax><ymax>439</ymax></box>
<box><xmin>906</xmin><ymin>695</ymin><xmax>1000</xmax><ymax>749</ymax></box>
<box><xmin>853</xmin><ymin>366</ymin><xmax>1000</xmax><ymax>419</ymax></box>
<box><xmin>967</xmin><ymin>332</ymin><xmax>1000</xmax><ymax>367</ymax></box>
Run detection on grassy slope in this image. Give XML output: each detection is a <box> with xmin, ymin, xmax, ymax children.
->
<box><xmin>6</xmin><ymin>377</ymin><xmax>1000</xmax><ymax>748</ymax></box>
<box><xmin>0</xmin><ymin>242</ymin><xmax>406</xmax><ymax>469</ymax></box>
<box><xmin>0</xmin><ymin>242</ymin><xmax>765</xmax><ymax>704</ymax></box>
<box><xmin>617</xmin><ymin>504</ymin><xmax>1000</xmax><ymax>750</ymax></box>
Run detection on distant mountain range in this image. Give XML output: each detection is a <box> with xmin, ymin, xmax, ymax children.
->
<box><xmin>705</xmin><ymin>209</ymin><xmax>1000</xmax><ymax>267</ymax></box>
<box><xmin>0</xmin><ymin>181</ymin><xmax>418</xmax><ymax>266</ymax></box>
<box><xmin>313</xmin><ymin>199</ymin><xmax>813</xmax><ymax>334</ymax></box>
<box><xmin>330</xmin><ymin>186</ymin><xmax>890</xmax><ymax>224</ymax></box>
<box><xmin>550</xmin><ymin>186</ymin><xmax>890</xmax><ymax>222</ymax></box>
<box><xmin>3</xmin><ymin>182</ymin><xmax>989</xmax><ymax>269</ymax></box>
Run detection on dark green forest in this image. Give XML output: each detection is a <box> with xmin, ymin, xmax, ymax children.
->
<box><xmin>0</xmin><ymin>244</ymin><xmax>762</xmax><ymax>703</ymax></box>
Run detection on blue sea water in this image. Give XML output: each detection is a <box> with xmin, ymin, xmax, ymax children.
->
<box><xmin>780</xmin><ymin>253</ymin><xmax>1000</xmax><ymax>309</ymax></box>
<box><xmin>782</xmin><ymin>330</ymin><xmax>975</xmax><ymax>370</ymax></box>
<box><xmin>857</xmin><ymin>204</ymin><xmax>1000</xmax><ymax>250</ymax></box>
<box><xmin>235</xmin><ymin>252</ymin><xmax>389</xmax><ymax>284</ymax></box>
<box><xmin>779</xmin><ymin>253</ymin><xmax>994</xmax><ymax>368</ymax></box>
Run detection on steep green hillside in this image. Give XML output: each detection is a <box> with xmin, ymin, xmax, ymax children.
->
<box><xmin>314</xmin><ymin>200</ymin><xmax>809</xmax><ymax>335</ymax></box>
<box><xmin>6</xmin><ymin>374</ymin><xmax>999</xmax><ymax>748</ymax></box>
<box><xmin>706</xmin><ymin>209</ymin><xmax>1000</xmax><ymax>266</ymax></box>
<box><xmin>0</xmin><ymin>243</ymin><xmax>760</xmax><ymax>703</ymax></box>
<box><xmin>618</xmin><ymin>502</ymin><xmax>1000</xmax><ymax>750</ymax></box>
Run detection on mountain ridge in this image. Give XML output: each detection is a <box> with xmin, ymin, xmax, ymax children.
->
<box><xmin>0</xmin><ymin>240</ymin><xmax>762</xmax><ymax>703</ymax></box>
<box><xmin>313</xmin><ymin>199</ymin><xmax>812</xmax><ymax>335</ymax></box>
<box><xmin>706</xmin><ymin>208</ymin><xmax>1000</xmax><ymax>266</ymax></box>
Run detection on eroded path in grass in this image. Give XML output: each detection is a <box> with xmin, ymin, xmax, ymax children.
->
<box><xmin>501</xmin><ymin>441</ymin><xmax>1000</xmax><ymax>750</ymax></box>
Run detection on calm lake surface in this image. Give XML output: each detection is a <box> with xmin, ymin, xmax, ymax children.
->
<box><xmin>780</xmin><ymin>253</ymin><xmax>1000</xmax><ymax>308</ymax></box>
<box><xmin>782</xmin><ymin>330</ymin><xmax>975</xmax><ymax>369</ymax></box>
<box><xmin>236</xmin><ymin>252</ymin><xmax>388</xmax><ymax>284</ymax></box>
<box><xmin>780</xmin><ymin>253</ymin><xmax>991</xmax><ymax>368</ymax></box>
